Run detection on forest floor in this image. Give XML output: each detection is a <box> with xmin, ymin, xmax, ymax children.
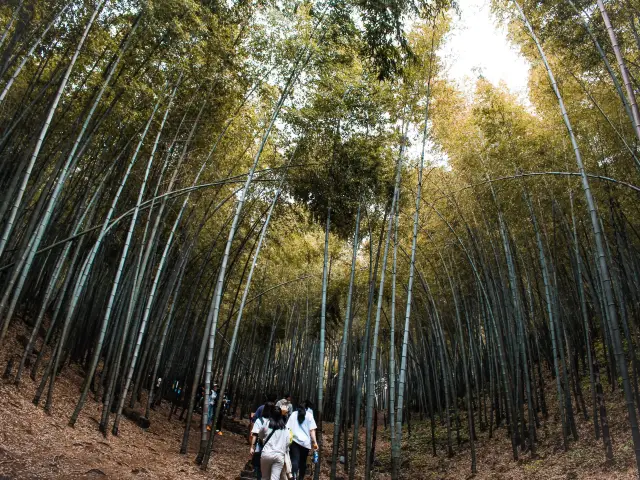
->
<box><xmin>0</xmin><ymin>321</ymin><xmax>252</xmax><ymax>480</ymax></box>
<box><xmin>0</xmin><ymin>321</ymin><xmax>638</xmax><ymax>479</ymax></box>
<box><xmin>370</xmin><ymin>403</ymin><xmax>638</xmax><ymax>480</ymax></box>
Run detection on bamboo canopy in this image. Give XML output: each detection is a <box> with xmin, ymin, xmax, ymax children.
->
<box><xmin>1</xmin><ymin>0</ymin><xmax>640</xmax><ymax>478</ymax></box>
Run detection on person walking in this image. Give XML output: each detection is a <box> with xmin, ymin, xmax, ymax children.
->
<box><xmin>253</xmin><ymin>393</ymin><xmax>278</xmax><ymax>422</ymax></box>
<box><xmin>207</xmin><ymin>383</ymin><xmax>223</xmax><ymax>434</ymax></box>
<box><xmin>286</xmin><ymin>401</ymin><xmax>317</xmax><ymax>479</ymax></box>
<box><xmin>257</xmin><ymin>407</ymin><xmax>292</xmax><ymax>480</ymax></box>
<box><xmin>249</xmin><ymin>402</ymin><xmax>275</xmax><ymax>479</ymax></box>
<box><xmin>250</xmin><ymin>393</ymin><xmax>278</xmax><ymax>443</ymax></box>
<box><xmin>276</xmin><ymin>393</ymin><xmax>293</xmax><ymax>419</ymax></box>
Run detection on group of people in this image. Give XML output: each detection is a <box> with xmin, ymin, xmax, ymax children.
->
<box><xmin>249</xmin><ymin>393</ymin><xmax>318</xmax><ymax>480</ymax></box>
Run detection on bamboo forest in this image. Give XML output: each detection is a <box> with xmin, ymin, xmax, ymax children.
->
<box><xmin>2</xmin><ymin>0</ymin><xmax>640</xmax><ymax>478</ymax></box>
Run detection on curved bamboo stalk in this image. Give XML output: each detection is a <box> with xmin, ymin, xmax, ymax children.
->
<box><xmin>3</xmin><ymin>167</ymin><xmax>636</xmax><ymax>277</ymax></box>
<box><xmin>201</xmin><ymin>153</ymin><xmax>291</xmax><ymax>468</ymax></box>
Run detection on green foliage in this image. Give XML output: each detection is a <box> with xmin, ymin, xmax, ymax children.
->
<box><xmin>3</xmin><ymin>0</ymin><xmax>640</xmax><ymax>476</ymax></box>
<box><xmin>352</xmin><ymin>0</ymin><xmax>455</xmax><ymax>80</ymax></box>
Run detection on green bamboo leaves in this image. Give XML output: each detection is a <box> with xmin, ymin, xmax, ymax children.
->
<box><xmin>1</xmin><ymin>1</ymin><xmax>640</xmax><ymax>479</ymax></box>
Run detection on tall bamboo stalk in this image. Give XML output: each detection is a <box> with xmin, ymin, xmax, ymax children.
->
<box><xmin>331</xmin><ymin>203</ymin><xmax>361</xmax><ymax>480</ymax></box>
<box><xmin>201</xmin><ymin>152</ymin><xmax>292</xmax><ymax>468</ymax></box>
<box><xmin>314</xmin><ymin>207</ymin><xmax>331</xmax><ymax>480</ymax></box>
<box><xmin>595</xmin><ymin>0</ymin><xmax>640</xmax><ymax>144</ymax></box>
<box><xmin>513</xmin><ymin>1</ymin><xmax>640</xmax><ymax>470</ymax></box>
<box><xmin>365</xmin><ymin>149</ymin><xmax>402</xmax><ymax>479</ymax></box>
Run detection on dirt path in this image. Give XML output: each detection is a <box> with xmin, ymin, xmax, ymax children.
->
<box><xmin>0</xmin><ymin>368</ymin><xmax>248</xmax><ymax>480</ymax></box>
<box><xmin>0</xmin><ymin>322</ymin><xmax>638</xmax><ymax>480</ymax></box>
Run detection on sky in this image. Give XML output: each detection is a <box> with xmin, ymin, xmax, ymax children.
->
<box><xmin>439</xmin><ymin>0</ymin><xmax>531</xmax><ymax>102</ymax></box>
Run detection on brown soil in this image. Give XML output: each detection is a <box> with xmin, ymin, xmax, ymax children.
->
<box><xmin>0</xmin><ymin>369</ymin><xmax>250</xmax><ymax>479</ymax></box>
<box><xmin>0</xmin><ymin>321</ymin><xmax>638</xmax><ymax>479</ymax></box>
<box><xmin>0</xmin><ymin>321</ymin><xmax>249</xmax><ymax>480</ymax></box>
<box><xmin>366</xmin><ymin>375</ymin><xmax>638</xmax><ymax>480</ymax></box>
<box><xmin>371</xmin><ymin>407</ymin><xmax>637</xmax><ymax>480</ymax></box>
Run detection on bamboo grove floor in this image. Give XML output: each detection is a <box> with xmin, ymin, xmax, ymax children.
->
<box><xmin>1</xmin><ymin>320</ymin><xmax>639</xmax><ymax>479</ymax></box>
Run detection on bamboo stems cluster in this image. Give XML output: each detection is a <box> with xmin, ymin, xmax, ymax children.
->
<box><xmin>1</xmin><ymin>1</ymin><xmax>640</xmax><ymax>479</ymax></box>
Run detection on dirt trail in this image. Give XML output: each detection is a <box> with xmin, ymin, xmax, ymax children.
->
<box><xmin>0</xmin><ymin>321</ymin><xmax>638</xmax><ymax>480</ymax></box>
<box><xmin>0</xmin><ymin>368</ymin><xmax>248</xmax><ymax>479</ymax></box>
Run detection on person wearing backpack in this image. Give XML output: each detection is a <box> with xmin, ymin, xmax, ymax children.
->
<box><xmin>286</xmin><ymin>401</ymin><xmax>317</xmax><ymax>479</ymax></box>
<box><xmin>249</xmin><ymin>402</ymin><xmax>275</xmax><ymax>479</ymax></box>
<box><xmin>250</xmin><ymin>393</ymin><xmax>278</xmax><ymax>443</ymax></box>
<box><xmin>256</xmin><ymin>406</ymin><xmax>292</xmax><ymax>480</ymax></box>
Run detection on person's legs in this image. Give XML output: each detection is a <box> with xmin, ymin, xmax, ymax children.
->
<box><xmin>261</xmin><ymin>451</ymin><xmax>284</xmax><ymax>480</ymax></box>
<box><xmin>269</xmin><ymin>455</ymin><xmax>284</xmax><ymax>480</ymax></box>
<box><xmin>253</xmin><ymin>452</ymin><xmax>262</xmax><ymax>480</ymax></box>
<box><xmin>298</xmin><ymin>446</ymin><xmax>309</xmax><ymax>478</ymax></box>
<box><xmin>290</xmin><ymin>442</ymin><xmax>301</xmax><ymax>476</ymax></box>
<box><xmin>216</xmin><ymin>408</ymin><xmax>223</xmax><ymax>431</ymax></box>
<box><xmin>260</xmin><ymin>453</ymin><xmax>273</xmax><ymax>480</ymax></box>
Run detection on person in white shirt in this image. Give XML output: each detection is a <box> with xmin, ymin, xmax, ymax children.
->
<box><xmin>255</xmin><ymin>408</ymin><xmax>292</xmax><ymax>480</ymax></box>
<box><xmin>286</xmin><ymin>401</ymin><xmax>317</xmax><ymax>479</ymax></box>
<box><xmin>249</xmin><ymin>402</ymin><xmax>275</xmax><ymax>479</ymax></box>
